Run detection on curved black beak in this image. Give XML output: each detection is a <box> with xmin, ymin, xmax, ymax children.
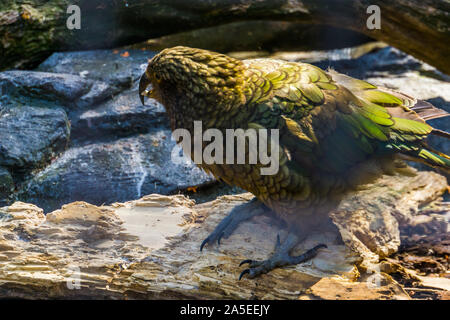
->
<box><xmin>139</xmin><ymin>72</ymin><xmax>151</xmax><ymax>106</ymax></box>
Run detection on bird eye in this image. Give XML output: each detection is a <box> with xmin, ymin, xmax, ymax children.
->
<box><xmin>154</xmin><ymin>73</ymin><xmax>161</xmax><ymax>81</ymax></box>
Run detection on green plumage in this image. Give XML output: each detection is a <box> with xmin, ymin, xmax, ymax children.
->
<box><xmin>140</xmin><ymin>46</ymin><xmax>450</xmax><ymax>219</ymax></box>
<box><xmin>241</xmin><ymin>59</ymin><xmax>448</xmax><ymax>178</ymax></box>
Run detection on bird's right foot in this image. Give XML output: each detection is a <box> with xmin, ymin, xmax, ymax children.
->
<box><xmin>200</xmin><ymin>198</ymin><xmax>267</xmax><ymax>251</ymax></box>
<box><xmin>239</xmin><ymin>232</ymin><xmax>327</xmax><ymax>280</ymax></box>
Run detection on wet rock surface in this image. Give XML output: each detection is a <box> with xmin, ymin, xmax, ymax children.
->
<box><xmin>20</xmin><ymin>131</ymin><xmax>214</xmax><ymax>213</ymax></box>
<box><xmin>0</xmin><ymin>71</ymin><xmax>91</xmax><ymax>105</ymax></box>
<box><xmin>0</xmin><ymin>49</ymin><xmax>213</xmax><ymax>211</ymax></box>
<box><xmin>0</xmin><ymin>70</ymin><xmax>116</xmax><ymax>111</ymax></box>
<box><xmin>0</xmin><ymin>169</ymin><xmax>447</xmax><ymax>300</ymax></box>
<box><xmin>0</xmin><ymin>167</ymin><xmax>13</xmax><ymax>205</ymax></box>
<box><xmin>70</xmin><ymin>87</ymin><xmax>168</xmax><ymax>143</ymax></box>
<box><xmin>0</xmin><ymin>106</ymin><xmax>70</xmax><ymax>169</ymax></box>
<box><xmin>37</xmin><ymin>49</ymin><xmax>154</xmax><ymax>90</ymax></box>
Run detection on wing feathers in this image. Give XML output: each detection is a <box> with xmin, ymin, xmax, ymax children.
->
<box><xmin>244</xmin><ymin>60</ymin><xmax>449</xmax><ymax>173</ymax></box>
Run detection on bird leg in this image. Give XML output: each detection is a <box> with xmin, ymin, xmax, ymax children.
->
<box><xmin>200</xmin><ymin>198</ymin><xmax>268</xmax><ymax>251</ymax></box>
<box><xmin>239</xmin><ymin>232</ymin><xmax>327</xmax><ymax>280</ymax></box>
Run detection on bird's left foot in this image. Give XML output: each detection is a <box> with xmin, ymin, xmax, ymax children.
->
<box><xmin>239</xmin><ymin>233</ymin><xmax>327</xmax><ymax>280</ymax></box>
<box><xmin>200</xmin><ymin>198</ymin><xmax>268</xmax><ymax>251</ymax></box>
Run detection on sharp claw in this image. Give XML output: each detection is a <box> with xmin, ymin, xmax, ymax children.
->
<box><xmin>239</xmin><ymin>269</ymin><xmax>250</xmax><ymax>281</ymax></box>
<box><xmin>139</xmin><ymin>72</ymin><xmax>151</xmax><ymax>106</ymax></box>
<box><xmin>315</xmin><ymin>244</ymin><xmax>327</xmax><ymax>250</ymax></box>
<box><xmin>239</xmin><ymin>259</ymin><xmax>253</xmax><ymax>267</ymax></box>
<box><xmin>200</xmin><ymin>238</ymin><xmax>209</xmax><ymax>252</ymax></box>
<box><xmin>217</xmin><ymin>232</ymin><xmax>224</xmax><ymax>246</ymax></box>
<box><xmin>275</xmin><ymin>234</ymin><xmax>281</xmax><ymax>249</ymax></box>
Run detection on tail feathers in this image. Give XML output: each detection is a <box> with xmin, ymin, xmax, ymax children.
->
<box><xmin>431</xmin><ymin>128</ymin><xmax>450</xmax><ymax>139</ymax></box>
<box><xmin>378</xmin><ymin>86</ymin><xmax>449</xmax><ymax>121</ymax></box>
<box><xmin>409</xmin><ymin>100</ymin><xmax>450</xmax><ymax>172</ymax></box>
<box><xmin>410</xmin><ymin>100</ymin><xmax>449</xmax><ymax>121</ymax></box>
<box><xmin>414</xmin><ymin>148</ymin><xmax>450</xmax><ymax>172</ymax></box>
<box><xmin>372</xmin><ymin>87</ymin><xmax>449</xmax><ymax>172</ymax></box>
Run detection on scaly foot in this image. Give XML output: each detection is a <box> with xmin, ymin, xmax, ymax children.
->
<box><xmin>239</xmin><ymin>233</ymin><xmax>327</xmax><ymax>279</ymax></box>
<box><xmin>200</xmin><ymin>198</ymin><xmax>267</xmax><ymax>251</ymax></box>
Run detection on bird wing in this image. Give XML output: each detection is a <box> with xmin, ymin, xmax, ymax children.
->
<box><xmin>243</xmin><ymin>60</ymin><xmax>449</xmax><ymax>175</ymax></box>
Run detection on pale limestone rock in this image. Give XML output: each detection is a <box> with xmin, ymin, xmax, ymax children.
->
<box><xmin>0</xmin><ymin>170</ymin><xmax>448</xmax><ymax>299</ymax></box>
<box><xmin>331</xmin><ymin>170</ymin><xmax>448</xmax><ymax>266</ymax></box>
<box><xmin>305</xmin><ymin>276</ymin><xmax>409</xmax><ymax>300</ymax></box>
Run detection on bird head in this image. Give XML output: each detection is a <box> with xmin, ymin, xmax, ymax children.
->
<box><xmin>139</xmin><ymin>46</ymin><xmax>247</xmax><ymax>110</ymax></box>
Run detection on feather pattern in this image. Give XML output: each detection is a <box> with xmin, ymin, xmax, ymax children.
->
<box><xmin>243</xmin><ymin>59</ymin><xmax>449</xmax><ymax>175</ymax></box>
<box><xmin>142</xmin><ymin>46</ymin><xmax>450</xmax><ymax>220</ymax></box>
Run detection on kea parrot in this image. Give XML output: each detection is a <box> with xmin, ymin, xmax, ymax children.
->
<box><xmin>139</xmin><ymin>46</ymin><xmax>450</xmax><ymax>279</ymax></box>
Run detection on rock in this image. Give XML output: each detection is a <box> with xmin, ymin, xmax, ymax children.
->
<box><xmin>331</xmin><ymin>170</ymin><xmax>447</xmax><ymax>266</ymax></box>
<box><xmin>70</xmin><ymin>86</ymin><xmax>168</xmax><ymax>142</ymax></box>
<box><xmin>385</xmin><ymin>203</ymin><xmax>449</xmax><ymax>299</ymax></box>
<box><xmin>0</xmin><ymin>167</ymin><xmax>14</xmax><ymax>205</ymax></box>
<box><xmin>0</xmin><ymin>169</ymin><xmax>447</xmax><ymax>299</ymax></box>
<box><xmin>0</xmin><ymin>70</ymin><xmax>118</xmax><ymax>111</ymax></box>
<box><xmin>252</xmin><ymin>42</ymin><xmax>389</xmax><ymax>66</ymax></box>
<box><xmin>416</xmin><ymin>276</ymin><xmax>450</xmax><ymax>292</ymax></box>
<box><xmin>36</xmin><ymin>50</ymin><xmax>155</xmax><ymax>117</ymax></box>
<box><xmin>0</xmin><ymin>50</ymin><xmax>214</xmax><ymax>209</ymax></box>
<box><xmin>74</xmin><ymin>81</ymin><xmax>121</xmax><ymax>110</ymax></box>
<box><xmin>34</xmin><ymin>49</ymin><xmax>169</xmax><ymax>140</ymax></box>
<box><xmin>306</xmin><ymin>277</ymin><xmax>409</xmax><ymax>300</ymax></box>
<box><xmin>19</xmin><ymin>131</ymin><xmax>214</xmax><ymax>212</ymax></box>
<box><xmin>37</xmin><ymin>49</ymin><xmax>154</xmax><ymax>90</ymax></box>
<box><xmin>0</xmin><ymin>106</ymin><xmax>70</xmax><ymax>169</ymax></box>
<box><xmin>267</xmin><ymin>45</ymin><xmax>438</xmax><ymax>81</ymax></box>
<box><xmin>0</xmin><ymin>70</ymin><xmax>90</xmax><ymax>104</ymax></box>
